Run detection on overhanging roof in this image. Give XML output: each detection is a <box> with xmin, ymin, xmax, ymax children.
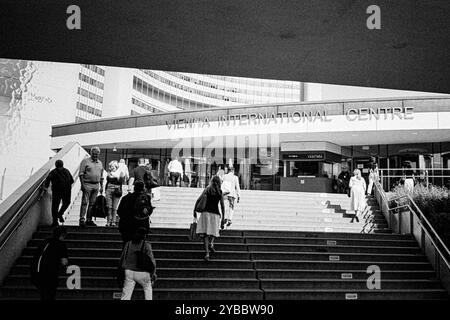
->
<box><xmin>1</xmin><ymin>0</ymin><xmax>449</xmax><ymax>93</ymax></box>
<box><xmin>50</xmin><ymin>96</ymin><xmax>450</xmax><ymax>150</ymax></box>
<box><xmin>52</xmin><ymin>96</ymin><xmax>450</xmax><ymax>137</ymax></box>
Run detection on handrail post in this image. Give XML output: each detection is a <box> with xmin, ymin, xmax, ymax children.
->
<box><xmin>436</xmin><ymin>247</ymin><xmax>441</xmax><ymax>279</ymax></box>
<box><xmin>410</xmin><ymin>211</ymin><xmax>414</xmax><ymax>235</ymax></box>
<box><xmin>0</xmin><ymin>168</ymin><xmax>6</xmax><ymax>201</ymax></box>
<box><xmin>380</xmin><ymin>169</ymin><xmax>384</xmax><ymax>191</ymax></box>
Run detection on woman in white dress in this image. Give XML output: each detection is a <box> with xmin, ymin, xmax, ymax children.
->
<box><xmin>349</xmin><ymin>169</ymin><xmax>367</xmax><ymax>223</ymax></box>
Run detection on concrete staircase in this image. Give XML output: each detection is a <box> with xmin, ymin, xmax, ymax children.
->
<box><xmin>64</xmin><ymin>187</ymin><xmax>389</xmax><ymax>233</ymax></box>
<box><xmin>0</xmin><ymin>226</ymin><xmax>448</xmax><ymax>300</ymax></box>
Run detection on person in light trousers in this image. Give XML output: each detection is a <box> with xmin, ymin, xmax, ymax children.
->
<box><xmin>120</xmin><ymin>228</ymin><xmax>156</xmax><ymax>300</ymax></box>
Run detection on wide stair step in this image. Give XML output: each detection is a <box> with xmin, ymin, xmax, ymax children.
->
<box><xmin>63</xmin><ymin>188</ymin><xmax>389</xmax><ymax>233</ymax></box>
<box><xmin>0</xmin><ymin>227</ymin><xmax>448</xmax><ymax>300</ymax></box>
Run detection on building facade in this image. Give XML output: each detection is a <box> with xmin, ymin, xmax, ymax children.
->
<box><xmin>51</xmin><ymin>96</ymin><xmax>450</xmax><ymax>193</ymax></box>
<box><xmin>1</xmin><ymin>57</ymin><xmax>447</xmax><ymax>201</ymax></box>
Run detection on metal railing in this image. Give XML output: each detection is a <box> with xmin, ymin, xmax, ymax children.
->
<box><xmin>373</xmin><ymin>179</ymin><xmax>450</xmax><ymax>292</ymax></box>
<box><xmin>378</xmin><ymin>168</ymin><xmax>450</xmax><ymax>192</ymax></box>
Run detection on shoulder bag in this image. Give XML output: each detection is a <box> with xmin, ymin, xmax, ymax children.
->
<box><xmin>137</xmin><ymin>240</ymin><xmax>156</xmax><ymax>274</ymax></box>
<box><xmin>194</xmin><ymin>188</ymin><xmax>208</xmax><ymax>213</ymax></box>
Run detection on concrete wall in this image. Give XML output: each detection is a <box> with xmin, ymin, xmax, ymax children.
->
<box><xmin>102</xmin><ymin>67</ymin><xmax>134</xmax><ymax>118</ymax></box>
<box><xmin>0</xmin><ymin>142</ymin><xmax>88</xmax><ymax>286</ymax></box>
<box><xmin>0</xmin><ymin>59</ymin><xmax>79</xmax><ymax>201</ymax></box>
<box><xmin>315</xmin><ymin>83</ymin><xmax>446</xmax><ymax>101</ymax></box>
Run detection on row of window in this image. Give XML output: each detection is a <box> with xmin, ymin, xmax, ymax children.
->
<box><xmin>142</xmin><ymin>71</ymin><xmax>239</xmax><ymax>102</ymax></box>
<box><xmin>77</xmin><ymin>87</ymin><xmax>103</xmax><ymax>104</ymax></box>
<box><xmin>79</xmin><ymin>72</ymin><xmax>104</xmax><ymax>90</ymax></box>
<box><xmin>132</xmin><ymin>76</ymin><xmax>216</xmax><ymax>110</ymax></box>
<box><xmin>76</xmin><ymin>101</ymin><xmax>102</xmax><ymax>117</ymax></box>
<box><xmin>144</xmin><ymin>70</ymin><xmax>300</xmax><ymax>101</ymax></box>
<box><xmin>180</xmin><ymin>72</ymin><xmax>301</xmax><ymax>89</ymax></box>
<box><xmin>131</xmin><ymin>97</ymin><xmax>163</xmax><ymax>113</ymax></box>
<box><xmin>81</xmin><ymin>64</ymin><xmax>105</xmax><ymax>77</ymax></box>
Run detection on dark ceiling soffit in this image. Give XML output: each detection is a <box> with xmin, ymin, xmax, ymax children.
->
<box><xmin>1</xmin><ymin>0</ymin><xmax>449</xmax><ymax>93</ymax></box>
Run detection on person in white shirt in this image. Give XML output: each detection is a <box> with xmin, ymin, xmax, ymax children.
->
<box><xmin>118</xmin><ymin>159</ymin><xmax>130</xmax><ymax>185</ymax></box>
<box><xmin>216</xmin><ymin>165</ymin><xmax>225</xmax><ymax>182</ymax></box>
<box><xmin>221</xmin><ymin>166</ymin><xmax>241</xmax><ymax>228</ymax></box>
<box><xmin>168</xmin><ymin>157</ymin><xmax>183</xmax><ymax>187</ymax></box>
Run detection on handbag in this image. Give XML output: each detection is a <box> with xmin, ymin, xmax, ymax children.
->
<box><xmin>113</xmin><ymin>186</ymin><xmax>122</xmax><ymax>197</ymax></box>
<box><xmin>151</xmin><ymin>186</ymin><xmax>161</xmax><ymax>201</ymax></box>
<box><xmin>137</xmin><ymin>240</ymin><xmax>156</xmax><ymax>274</ymax></box>
<box><xmin>188</xmin><ymin>218</ymin><xmax>198</xmax><ymax>241</ymax></box>
<box><xmin>194</xmin><ymin>189</ymin><xmax>208</xmax><ymax>213</ymax></box>
<box><xmin>92</xmin><ymin>195</ymin><xmax>107</xmax><ymax>218</ymax></box>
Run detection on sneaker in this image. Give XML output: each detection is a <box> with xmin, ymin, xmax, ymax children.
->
<box><xmin>226</xmin><ymin>220</ymin><xmax>232</xmax><ymax>227</ymax></box>
<box><xmin>86</xmin><ymin>221</ymin><xmax>97</xmax><ymax>227</ymax></box>
<box><xmin>79</xmin><ymin>220</ymin><xmax>86</xmax><ymax>227</ymax></box>
<box><xmin>58</xmin><ymin>216</ymin><xmax>65</xmax><ymax>223</ymax></box>
<box><xmin>51</xmin><ymin>221</ymin><xmax>59</xmax><ymax>227</ymax></box>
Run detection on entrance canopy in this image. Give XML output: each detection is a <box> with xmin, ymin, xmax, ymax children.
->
<box><xmin>51</xmin><ymin>96</ymin><xmax>450</xmax><ymax>150</ymax></box>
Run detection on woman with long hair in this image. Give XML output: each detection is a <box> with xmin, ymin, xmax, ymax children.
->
<box><xmin>194</xmin><ymin>176</ymin><xmax>225</xmax><ymax>261</ymax></box>
<box><xmin>105</xmin><ymin>160</ymin><xmax>124</xmax><ymax>227</ymax></box>
<box><xmin>120</xmin><ymin>227</ymin><xmax>156</xmax><ymax>300</ymax></box>
<box><xmin>349</xmin><ymin>169</ymin><xmax>367</xmax><ymax>223</ymax></box>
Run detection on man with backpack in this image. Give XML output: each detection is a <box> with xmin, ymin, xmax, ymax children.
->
<box><xmin>118</xmin><ymin>181</ymin><xmax>153</xmax><ymax>243</ymax></box>
<box><xmin>30</xmin><ymin>226</ymin><xmax>69</xmax><ymax>300</ymax></box>
<box><xmin>128</xmin><ymin>158</ymin><xmax>159</xmax><ymax>193</ymax></box>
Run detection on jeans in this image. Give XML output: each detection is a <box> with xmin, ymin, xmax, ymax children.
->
<box><xmin>121</xmin><ymin>269</ymin><xmax>153</xmax><ymax>300</ymax></box>
<box><xmin>51</xmin><ymin>191</ymin><xmax>71</xmax><ymax>223</ymax></box>
<box><xmin>170</xmin><ymin>172</ymin><xmax>181</xmax><ymax>187</ymax></box>
<box><xmin>80</xmin><ymin>183</ymin><xmax>99</xmax><ymax>222</ymax></box>
<box><xmin>105</xmin><ymin>186</ymin><xmax>121</xmax><ymax>225</ymax></box>
<box><xmin>224</xmin><ymin>196</ymin><xmax>235</xmax><ymax>221</ymax></box>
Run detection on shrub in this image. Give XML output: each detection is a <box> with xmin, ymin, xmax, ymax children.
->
<box><xmin>387</xmin><ymin>184</ymin><xmax>450</xmax><ymax>248</ymax></box>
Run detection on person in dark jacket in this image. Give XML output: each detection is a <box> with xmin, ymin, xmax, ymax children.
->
<box><xmin>337</xmin><ymin>167</ymin><xmax>351</xmax><ymax>194</ymax></box>
<box><xmin>118</xmin><ymin>181</ymin><xmax>151</xmax><ymax>243</ymax></box>
<box><xmin>194</xmin><ymin>176</ymin><xmax>225</xmax><ymax>261</ymax></box>
<box><xmin>30</xmin><ymin>226</ymin><xmax>69</xmax><ymax>300</ymax></box>
<box><xmin>44</xmin><ymin>160</ymin><xmax>74</xmax><ymax>227</ymax></box>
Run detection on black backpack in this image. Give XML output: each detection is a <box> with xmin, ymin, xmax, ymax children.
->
<box><xmin>133</xmin><ymin>192</ymin><xmax>153</xmax><ymax>221</ymax></box>
<box><xmin>92</xmin><ymin>194</ymin><xmax>107</xmax><ymax>218</ymax></box>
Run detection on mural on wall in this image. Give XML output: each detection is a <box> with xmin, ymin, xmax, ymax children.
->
<box><xmin>0</xmin><ymin>59</ymin><xmax>54</xmax><ymax>153</ymax></box>
<box><xmin>0</xmin><ymin>59</ymin><xmax>37</xmax><ymax>152</ymax></box>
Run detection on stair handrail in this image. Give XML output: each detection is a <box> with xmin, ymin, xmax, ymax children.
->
<box><xmin>389</xmin><ymin>192</ymin><xmax>450</xmax><ymax>266</ymax></box>
<box><xmin>373</xmin><ymin>180</ymin><xmax>450</xmax><ymax>288</ymax></box>
<box><xmin>0</xmin><ymin>178</ymin><xmax>46</xmax><ymax>251</ymax></box>
<box><xmin>0</xmin><ymin>142</ymin><xmax>86</xmax><ymax>252</ymax></box>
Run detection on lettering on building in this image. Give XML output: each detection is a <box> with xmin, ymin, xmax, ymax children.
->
<box><xmin>345</xmin><ymin>107</ymin><xmax>414</xmax><ymax>121</ymax></box>
<box><xmin>165</xmin><ymin>106</ymin><xmax>415</xmax><ymax>129</ymax></box>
